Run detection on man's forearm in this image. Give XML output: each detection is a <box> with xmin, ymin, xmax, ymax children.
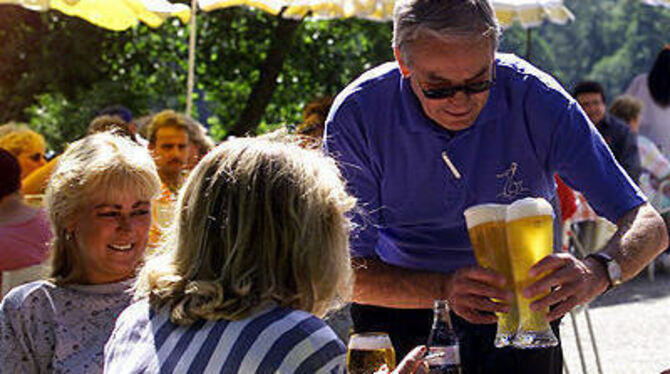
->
<box><xmin>351</xmin><ymin>257</ymin><xmax>451</xmax><ymax>309</ymax></box>
<box><xmin>603</xmin><ymin>202</ymin><xmax>668</xmax><ymax>281</ymax></box>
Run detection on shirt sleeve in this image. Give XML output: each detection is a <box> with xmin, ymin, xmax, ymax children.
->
<box><xmin>525</xmin><ymin>83</ymin><xmax>645</xmax><ymax>222</ymax></box>
<box><xmin>0</xmin><ymin>286</ymin><xmax>54</xmax><ymax>373</ymax></box>
<box><xmin>324</xmin><ymin>98</ymin><xmax>382</xmax><ymax>258</ymax></box>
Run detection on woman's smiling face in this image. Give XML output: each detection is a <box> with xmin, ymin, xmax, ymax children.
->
<box><xmin>70</xmin><ymin>190</ymin><xmax>152</xmax><ymax>284</ymax></box>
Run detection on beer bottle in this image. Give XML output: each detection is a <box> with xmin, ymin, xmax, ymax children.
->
<box><xmin>426</xmin><ymin>300</ymin><xmax>462</xmax><ymax>374</ymax></box>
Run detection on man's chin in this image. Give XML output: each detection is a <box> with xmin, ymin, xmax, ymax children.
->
<box><xmin>437</xmin><ymin>119</ymin><xmax>475</xmax><ymax>132</ymax></box>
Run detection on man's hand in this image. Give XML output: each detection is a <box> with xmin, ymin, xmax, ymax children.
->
<box><xmin>522</xmin><ymin>253</ymin><xmax>608</xmax><ymax>321</ymax></box>
<box><xmin>390</xmin><ymin>346</ymin><xmax>429</xmax><ymax>374</ymax></box>
<box><xmin>447</xmin><ymin>266</ymin><xmax>513</xmax><ymax>324</ymax></box>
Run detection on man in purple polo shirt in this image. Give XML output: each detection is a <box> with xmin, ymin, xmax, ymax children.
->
<box><xmin>324</xmin><ymin>0</ymin><xmax>668</xmax><ymax>372</ymax></box>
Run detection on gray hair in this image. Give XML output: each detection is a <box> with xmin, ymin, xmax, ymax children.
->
<box><xmin>393</xmin><ymin>0</ymin><xmax>501</xmax><ymax>64</ymax></box>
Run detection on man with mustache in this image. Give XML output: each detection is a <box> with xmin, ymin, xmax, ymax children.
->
<box><xmin>147</xmin><ymin>110</ymin><xmax>190</xmax><ymax>250</ymax></box>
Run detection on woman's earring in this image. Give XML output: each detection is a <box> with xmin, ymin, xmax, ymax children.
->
<box><xmin>65</xmin><ymin>231</ymin><xmax>72</xmax><ymax>241</ymax></box>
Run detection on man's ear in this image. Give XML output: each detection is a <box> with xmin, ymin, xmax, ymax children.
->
<box><xmin>394</xmin><ymin>47</ymin><xmax>411</xmax><ymax>78</ymax></box>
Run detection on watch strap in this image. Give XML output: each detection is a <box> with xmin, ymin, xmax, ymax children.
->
<box><xmin>586</xmin><ymin>252</ymin><xmax>619</xmax><ymax>293</ymax></box>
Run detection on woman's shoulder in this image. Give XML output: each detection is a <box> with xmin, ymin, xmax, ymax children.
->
<box><xmin>1</xmin><ymin>281</ymin><xmax>58</xmax><ymax>327</ymax></box>
<box><xmin>1</xmin><ymin>280</ymin><xmax>55</xmax><ymax>309</ymax></box>
<box><xmin>262</xmin><ymin>307</ymin><xmax>345</xmax><ymax>352</ymax></box>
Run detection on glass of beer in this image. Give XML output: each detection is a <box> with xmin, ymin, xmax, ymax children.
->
<box><xmin>346</xmin><ymin>332</ymin><xmax>396</xmax><ymax>374</ymax></box>
<box><xmin>464</xmin><ymin>204</ymin><xmax>518</xmax><ymax>348</ymax></box>
<box><xmin>505</xmin><ymin>197</ymin><xmax>559</xmax><ymax>349</ymax></box>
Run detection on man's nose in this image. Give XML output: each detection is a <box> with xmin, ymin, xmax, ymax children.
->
<box><xmin>447</xmin><ymin>91</ymin><xmax>470</xmax><ymax>106</ymax></box>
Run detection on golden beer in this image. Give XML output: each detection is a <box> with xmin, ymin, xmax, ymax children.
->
<box><xmin>463</xmin><ymin>204</ymin><xmax>518</xmax><ymax>347</ymax></box>
<box><xmin>346</xmin><ymin>333</ymin><xmax>396</xmax><ymax>374</ymax></box>
<box><xmin>505</xmin><ymin>198</ymin><xmax>558</xmax><ymax>348</ymax></box>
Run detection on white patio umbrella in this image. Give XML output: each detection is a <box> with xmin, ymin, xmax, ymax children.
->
<box><xmin>0</xmin><ymin>0</ymin><xmax>190</xmax><ymax>31</ymax></box>
<box><xmin>640</xmin><ymin>0</ymin><xmax>670</xmax><ymax>7</ymax></box>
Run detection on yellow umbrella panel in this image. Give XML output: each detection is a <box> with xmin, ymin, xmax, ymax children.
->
<box><xmin>199</xmin><ymin>0</ymin><xmax>573</xmax><ymax>26</ymax></box>
<box><xmin>0</xmin><ymin>0</ymin><xmax>190</xmax><ymax>31</ymax></box>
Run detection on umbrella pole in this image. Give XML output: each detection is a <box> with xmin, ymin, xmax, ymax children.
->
<box><xmin>186</xmin><ymin>0</ymin><xmax>198</xmax><ymax>117</ymax></box>
<box><xmin>525</xmin><ymin>28</ymin><xmax>532</xmax><ymax>60</ymax></box>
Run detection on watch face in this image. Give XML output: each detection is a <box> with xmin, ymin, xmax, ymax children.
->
<box><xmin>607</xmin><ymin>260</ymin><xmax>622</xmax><ymax>286</ymax></box>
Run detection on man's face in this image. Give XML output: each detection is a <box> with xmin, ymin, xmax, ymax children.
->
<box><xmin>396</xmin><ymin>35</ymin><xmax>495</xmax><ymax>131</ymax></box>
<box><xmin>151</xmin><ymin>127</ymin><xmax>189</xmax><ymax>176</ymax></box>
<box><xmin>576</xmin><ymin>92</ymin><xmax>606</xmax><ymax>125</ymax></box>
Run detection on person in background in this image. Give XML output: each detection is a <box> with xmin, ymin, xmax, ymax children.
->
<box><xmin>626</xmin><ymin>46</ymin><xmax>670</xmax><ymax>158</ymax></box>
<box><xmin>324</xmin><ymin>0</ymin><xmax>667</xmax><ymax>372</ymax></box>
<box><xmin>0</xmin><ymin>122</ymin><xmax>20</xmax><ymax>138</ymax></box>
<box><xmin>96</xmin><ymin>104</ymin><xmax>147</xmax><ymax>145</ymax></box>
<box><xmin>0</xmin><ymin>149</ymin><xmax>51</xmax><ymax>292</ymax></box>
<box><xmin>104</xmin><ymin>136</ymin><xmax>428</xmax><ymax>374</ymax></box>
<box><xmin>296</xmin><ymin>96</ymin><xmax>334</xmax><ymax>148</ymax></box>
<box><xmin>0</xmin><ymin>132</ymin><xmax>161</xmax><ymax>373</ymax></box>
<box><xmin>146</xmin><ymin>110</ymin><xmax>191</xmax><ymax>249</ymax></box>
<box><xmin>87</xmin><ymin>114</ymin><xmax>136</xmax><ymax>141</ymax></box>
<box><xmin>21</xmin><ymin>114</ymin><xmax>139</xmax><ymax>195</ymax></box>
<box><xmin>610</xmin><ymin>95</ymin><xmax>670</xmax><ymax>200</ymax></box>
<box><xmin>0</xmin><ymin>125</ymin><xmax>47</xmax><ymax>180</ymax></box>
<box><xmin>573</xmin><ymin>81</ymin><xmax>642</xmax><ymax>182</ymax></box>
<box><xmin>610</xmin><ymin>94</ymin><xmax>670</xmax><ymax>271</ymax></box>
<box><xmin>183</xmin><ymin>116</ymin><xmax>215</xmax><ymax>171</ymax></box>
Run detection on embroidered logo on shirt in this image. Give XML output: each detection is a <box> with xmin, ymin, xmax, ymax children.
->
<box><xmin>496</xmin><ymin>162</ymin><xmax>529</xmax><ymax>199</ymax></box>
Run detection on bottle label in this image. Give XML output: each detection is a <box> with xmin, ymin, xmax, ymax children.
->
<box><xmin>427</xmin><ymin>346</ymin><xmax>460</xmax><ymax>366</ymax></box>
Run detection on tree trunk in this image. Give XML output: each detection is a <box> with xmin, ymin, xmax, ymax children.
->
<box><xmin>229</xmin><ymin>14</ymin><xmax>302</xmax><ymax>137</ymax></box>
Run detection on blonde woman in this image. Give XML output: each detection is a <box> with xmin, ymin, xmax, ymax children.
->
<box><xmin>0</xmin><ymin>132</ymin><xmax>161</xmax><ymax>373</ymax></box>
<box><xmin>0</xmin><ymin>125</ymin><xmax>47</xmax><ymax>179</ymax></box>
<box><xmin>104</xmin><ymin>137</ymin><xmax>429</xmax><ymax>373</ymax></box>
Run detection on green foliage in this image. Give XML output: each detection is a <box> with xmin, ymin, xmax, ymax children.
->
<box><xmin>25</xmin><ymin>81</ymin><xmax>148</xmax><ymax>152</ymax></box>
<box><xmin>499</xmin><ymin>0</ymin><xmax>670</xmax><ymax>100</ymax></box>
<box><xmin>2</xmin><ymin>1</ymin><xmax>670</xmax><ymax>148</ymax></box>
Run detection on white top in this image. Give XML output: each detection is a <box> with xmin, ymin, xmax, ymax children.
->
<box><xmin>0</xmin><ymin>279</ymin><xmax>134</xmax><ymax>374</ymax></box>
<box><xmin>626</xmin><ymin>74</ymin><xmax>670</xmax><ymax>157</ymax></box>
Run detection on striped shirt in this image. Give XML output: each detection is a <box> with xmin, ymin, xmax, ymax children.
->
<box><xmin>104</xmin><ymin>301</ymin><xmax>346</xmax><ymax>373</ymax></box>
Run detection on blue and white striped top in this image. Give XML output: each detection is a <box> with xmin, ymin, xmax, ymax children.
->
<box><xmin>104</xmin><ymin>300</ymin><xmax>346</xmax><ymax>373</ymax></box>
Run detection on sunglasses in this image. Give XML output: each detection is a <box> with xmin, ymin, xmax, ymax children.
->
<box><xmin>419</xmin><ymin>69</ymin><xmax>496</xmax><ymax>100</ymax></box>
<box><xmin>28</xmin><ymin>153</ymin><xmax>45</xmax><ymax>162</ymax></box>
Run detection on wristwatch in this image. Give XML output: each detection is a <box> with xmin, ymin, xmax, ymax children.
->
<box><xmin>586</xmin><ymin>252</ymin><xmax>622</xmax><ymax>292</ymax></box>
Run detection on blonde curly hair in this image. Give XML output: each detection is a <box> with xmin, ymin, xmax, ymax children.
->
<box><xmin>135</xmin><ymin>136</ymin><xmax>356</xmax><ymax>324</ymax></box>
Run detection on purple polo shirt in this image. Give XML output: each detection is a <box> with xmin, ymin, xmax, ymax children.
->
<box><xmin>324</xmin><ymin>54</ymin><xmax>645</xmax><ymax>273</ymax></box>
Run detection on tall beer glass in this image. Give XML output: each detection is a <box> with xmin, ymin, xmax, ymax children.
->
<box><xmin>346</xmin><ymin>332</ymin><xmax>396</xmax><ymax>374</ymax></box>
<box><xmin>505</xmin><ymin>197</ymin><xmax>559</xmax><ymax>348</ymax></box>
<box><xmin>464</xmin><ymin>204</ymin><xmax>518</xmax><ymax>347</ymax></box>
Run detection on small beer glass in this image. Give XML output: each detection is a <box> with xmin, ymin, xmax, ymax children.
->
<box><xmin>346</xmin><ymin>332</ymin><xmax>396</xmax><ymax>374</ymax></box>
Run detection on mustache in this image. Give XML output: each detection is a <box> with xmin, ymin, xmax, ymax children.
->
<box><xmin>164</xmin><ymin>158</ymin><xmax>186</xmax><ymax>165</ymax></box>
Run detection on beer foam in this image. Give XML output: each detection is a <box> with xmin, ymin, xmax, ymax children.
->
<box><xmin>505</xmin><ymin>197</ymin><xmax>554</xmax><ymax>222</ymax></box>
<box><xmin>348</xmin><ymin>333</ymin><xmax>393</xmax><ymax>350</ymax></box>
<box><xmin>463</xmin><ymin>204</ymin><xmax>507</xmax><ymax>228</ymax></box>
